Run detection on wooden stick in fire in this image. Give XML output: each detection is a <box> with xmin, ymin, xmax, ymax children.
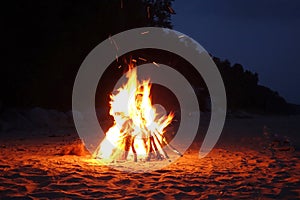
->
<box><xmin>154</xmin><ymin>130</ymin><xmax>183</xmax><ymax>157</ymax></box>
<box><xmin>152</xmin><ymin>133</ymin><xmax>169</xmax><ymax>159</ymax></box>
<box><xmin>150</xmin><ymin>135</ymin><xmax>163</xmax><ymax>160</ymax></box>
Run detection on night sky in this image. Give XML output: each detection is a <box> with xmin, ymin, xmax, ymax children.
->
<box><xmin>172</xmin><ymin>0</ymin><xmax>300</xmax><ymax>104</ymax></box>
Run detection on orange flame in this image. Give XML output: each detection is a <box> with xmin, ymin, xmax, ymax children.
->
<box><xmin>94</xmin><ymin>64</ymin><xmax>174</xmax><ymax>161</ymax></box>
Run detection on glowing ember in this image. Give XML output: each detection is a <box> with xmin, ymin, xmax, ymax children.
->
<box><xmin>94</xmin><ymin>64</ymin><xmax>174</xmax><ymax>162</ymax></box>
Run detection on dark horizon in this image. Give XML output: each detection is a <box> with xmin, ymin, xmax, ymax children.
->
<box><xmin>172</xmin><ymin>0</ymin><xmax>300</xmax><ymax>105</ymax></box>
<box><xmin>1</xmin><ymin>0</ymin><xmax>299</xmax><ymax>113</ymax></box>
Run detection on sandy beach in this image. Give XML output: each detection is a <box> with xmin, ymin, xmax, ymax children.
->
<box><xmin>2</xmin><ymin>1</ymin><xmax>300</xmax><ymax>199</ymax></box>
<box><xmin>0</xmin><ymin>114</ymin><xmax>299</xmax><ymax>199</ymax></box>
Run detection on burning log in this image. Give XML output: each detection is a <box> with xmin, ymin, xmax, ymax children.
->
<box><xmin>157</xmin><ymin>131</ymin><xmax>183</xmax><ymax>157</ymax></box>
<box><xmin>93</xmin><ymin>65</ymin><xmax>180</xmax><ymax>162</ymax></box>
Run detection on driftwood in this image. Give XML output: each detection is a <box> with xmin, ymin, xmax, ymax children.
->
<box><xmin>95</xmin><ymin>118</ymin><xmax>182</xmax><ymax>162</ymax></box>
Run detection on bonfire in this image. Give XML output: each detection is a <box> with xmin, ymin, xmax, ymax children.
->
<box><xmin>94</xmin><ymin>64</ymin><xmax>178</xmax><ymax>162</ymax></box>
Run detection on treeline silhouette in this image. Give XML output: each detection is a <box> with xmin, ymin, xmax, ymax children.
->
<box><xmin>213</xmin><ymin>57</ymin><xmax>291</xmax><ymax>114</ymax></box>
<box><xmin>2</xmin><ymin>0</ymin><xmax>174</xmax><ymax>110</ymax></box>
<box><xmin>1</xmin><ymin>0</ymin><xmax>293</xmax><ymax>114</ymax></box>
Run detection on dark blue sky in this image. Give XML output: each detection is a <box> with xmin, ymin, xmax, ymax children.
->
<box><xmin>172</xmin><ymin>0</ymin><xmax>300</xmax><ymax>104</ymax></box>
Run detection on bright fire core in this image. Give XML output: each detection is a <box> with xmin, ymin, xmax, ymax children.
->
<box><xmin>94</xmin><ymin>65</ymin><xmax>174</xmax><ymax>161</ymax></box>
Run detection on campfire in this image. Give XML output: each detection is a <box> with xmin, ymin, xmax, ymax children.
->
<box><xmin>93</xmin><ymin>64</ymin><xmax>179</xmax><ymax>162</ymax></box>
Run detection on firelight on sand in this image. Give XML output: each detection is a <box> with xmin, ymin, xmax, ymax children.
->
<box><xmin>93</xmin><ymin>64</ymin><xmax>174</xmax><ymax>162</ymax></box>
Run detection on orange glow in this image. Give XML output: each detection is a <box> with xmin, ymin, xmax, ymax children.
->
<box><xmin>94</xmin><ymin>64</ymin><xmax>174</xmax><ymax>161</ymax></box>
